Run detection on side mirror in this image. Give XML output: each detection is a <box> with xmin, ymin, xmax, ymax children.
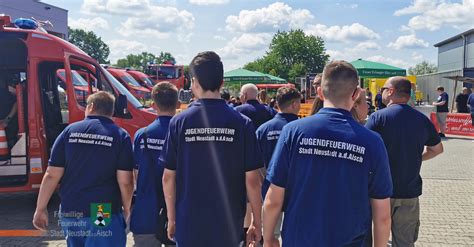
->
<box><xmin>114</xmin><ymin>94</ymin><xmax>131</xmax><ymax>118</ymax></box>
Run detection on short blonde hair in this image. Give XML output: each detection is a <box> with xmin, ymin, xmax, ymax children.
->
<box><xmin>87</xmin><ymin>91</ymin><xmax>115</xmax><ymax>117</ymax></box>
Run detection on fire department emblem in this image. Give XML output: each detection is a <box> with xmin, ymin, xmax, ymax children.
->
<box><xmin>90</xmin><ymin>203</ymin><xmax>111</xmax><ymax>227</ymax></box>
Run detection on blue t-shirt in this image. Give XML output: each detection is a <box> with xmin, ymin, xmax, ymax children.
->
<box><xmin>235</xmin><ymin>99</ymin><xmax>275</xmax><ymax>129</ymax></box>
<box><xmin>256</xmin><ymin>113</ymin><xmax>298</xmax><ymax>199</ymax></box>
<box><xmin>130</xmin><ymin>116</ymin><xmax>171</xmax><ymax>234</ymax></box>
<box><xmin>49</xmin><ymin>116</ymin><xmax>134</xmax><ymax>216</ymax></box>
<box><xmin>468</xmin><ymin>93</ymin><xmax>474</xmax><ymax>113</ymax></box>
<box><xmin>366</xmin><ymin>104</ymin><xmax>441</xmax><ymax>198</ymax></box>
<box><xmin>159</xmin><ymin>98</ymin><xmax>262</xmax><ymax>246</ymax></box>
<box><xmin>436</xmin><ymin>92</ymin><xmax>449</xmax><ymax>112</ymax></box>
<box><xmin>267</xmin><ymin>108</ymin><xmax>392</xmax><ymax>246</ymax></box>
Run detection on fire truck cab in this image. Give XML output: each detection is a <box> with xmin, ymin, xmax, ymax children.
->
<box><xmin>145</xmin><ymin>63</ymin><xmax>188</xmax><ymax>89</ymax></box>
<box><xmin>126</xmin><ymin>69</ymin><xmax>154</xmax><ymax>90</ymax></box>
<box><xmin>106</xmin><ymin>67</ymin><xmax>151</xmax><ymax>101</ymax></box>
<box><xmin>0</xmin><ymin>16</ymin><xmax>155</xmax><ymax>193</ymax></box>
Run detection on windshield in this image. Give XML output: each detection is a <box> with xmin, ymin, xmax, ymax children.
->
<box><xmin>158</xmin><ymin>66</ymin><xmax>178</xmax><ymax>79</ymax></box>
<box><xmin>58</xmin><ymin>70</ymin><xmax>88</xmax><ymax>87</ymax></box>
<box><xmin>121</xmin><ymin>74</ymin><xmax>142</xmax><ymax>87</ymax></box>
<box><xmin>142</xmin><ymin>77</ymin><xmax>154</xmax><ymax>87</ymax></box>
<box><xmin>101</xmin><ymin>68</ymin><xmax>144</xmax><ymax>108</ymax></box>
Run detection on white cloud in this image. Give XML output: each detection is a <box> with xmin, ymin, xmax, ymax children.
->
<box><xmin>388</xmin><ymin>34</ymin><xmax>429</xmax><ymax>50</ymax></box>
<box><xmin>218</xmin><ymin>33</ymin><xmax>272</xmax><ymax>60</ymax></box>
<box><xmin>327</xmin><ymin>41</ymin><xmax>380</xmax><ymax>60</ymax></box>
<box><xmin>335</xmin><ymin>3</ymin><xmax>359</xmax><ymax>9</ymax></box>
<box><xmin>354</xmin><ymin>41</ymin><xmax>380</xmax><ymax>51</ymax></box>
<box><xmin>81</xmin><ymin>0</ymin><xmax>150</xmax><ymax>16</ymax></box>
<box><xmin>326</xmin><ymin>50</ymin><xmax>345</xmax><ymax>60</ymax></box>
<box><xmin>81</xmin><ymin>0</ymin><xmax>195</xmax><ymax>40</ymax></box>
<box><xmin>213</xmin><ymin>35</ymin><xmax>227</xmax><ymax>41</ymax></box>
<box><xmin>107</xmin><ymin>40</ymin><xmax>148</xmax><ymax>63</ymax></box>
<box><xmin>411</xmin><ymin>52</ymin><xmax>424</xmax><ymax>61</ymax></box>
<box><xmin>395</xmin><ymin>0</ymin><xmax>474</xmax><ymax>31</ymax></box>
<box><xmin>118</xmin><ymin>6</ymin><xmax>195</xmax><ymax>39</ymax></box>
<box><xmin>189</xmin><ymin>0</ymin><xmax>229</xmax><ymax>5</ymax></box>
<box><xmin>68</xmin><ymin>17</ymin><xmax>109</xmax><ymax>31</ymax></box>
<box><xmin>225</xmin><ymin>2</ymin><xmax>313</xmax><ymax>33</ymax></box>
<box><xmin>394</xmin><ymin>0</ymin><xmax>439</xmax><ymax>16</ymax></box>
<box><xmin>175</xmin><ymin>54</ymin><xmax>192</xmax><ymax>65</ymax></box>
<box><xmin>305</xmin><ymin>23</ymin><xmax>380</xmax><ymax>43</ymax></box>
<box><xmin>367</xmin><ymin>55</ymin><xmax>410</xmax><ymax>69</ymax></box>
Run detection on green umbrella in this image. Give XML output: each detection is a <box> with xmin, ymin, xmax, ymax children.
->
<box><xmin>224</xmin><ymin>68</ymin><xmax>272</xmax><ymax>84</ymax></box>
<box><xmin>252</xmin><ymin>71</ymin><xmax>287</xmax><ymax>83</ymax></box>
<box><xmin>351</xmin><ymin>59</ymin><xmax>406</xmax><ymax>78</ymax></box>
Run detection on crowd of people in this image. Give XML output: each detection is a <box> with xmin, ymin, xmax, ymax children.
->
<box><xmin>29</xmin><ymin>51</ymin><xmax>457</xmax><ymax>247</ymax></box>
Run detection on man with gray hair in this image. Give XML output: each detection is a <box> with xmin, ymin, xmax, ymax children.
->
<box><xmin>235</xmin><ymin>83</ymin><xmax>275</xmax><ymax>129</ymax></box>
<box><xmin>366</xmin><ymin>76</ymin><xmax>443</xmax><ymax>247</ymax></box>
<box><xmin>33</xmin><ymin>91</ymin><xmax>134</xmax><ymax>247</ymax></box>
<box><xmin>263</xmin><ymin>61</ymin><xmax>392</xmax><ymax>247</ymax></box>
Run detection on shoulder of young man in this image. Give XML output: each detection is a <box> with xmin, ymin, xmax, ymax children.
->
<box><xmin>133</xmin><ymin>127</ymin><xmax>146</xmax><ymax>142</ymax></box>
<box><xmin>115</xmin><ymin>126</ymin><xmax>131</xmax><ymax>142</ymax></box>
<box><xmin>256</xmin><ymin>117</ymin><xmax>276</xmax><ymax>135</ymax></box>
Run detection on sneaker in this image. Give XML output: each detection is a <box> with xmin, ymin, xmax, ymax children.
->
<box><xmin>439</xmin><ymin>133</ymin><xmax>446</xmax><ymax>138</ymax></box>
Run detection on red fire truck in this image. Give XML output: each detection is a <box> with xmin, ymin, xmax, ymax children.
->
<box><xmin>106</xmin><ymin>67</ymin><xmax>151</xmax><ymax>101</ymax></box>
<box><xmin>145</xmin><ymin>62</ymin><xmax>188</xmax><ymax>89</ymax></box>
<box><xmin>125</xmin><ymin>69</ymin><xmax>154</xmax><ymax>90</ymax></box>
<box><xmin>0</xmin><ymin>16</ymin><xmax>156</xmax><ymax>192</ymax></box>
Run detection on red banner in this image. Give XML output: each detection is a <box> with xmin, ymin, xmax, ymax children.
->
<box><xmin>430</xmin><ymin>113</ymin><xmax>474</xmax><ymax>137</ymax></box>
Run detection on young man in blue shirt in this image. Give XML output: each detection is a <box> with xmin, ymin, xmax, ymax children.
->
<box><xmin>256</xmin><ymin>86</ymin><xmax>301</xmax><ymax>241</ymax></box>
<box><xmin>263</xmin><ymin>61</ymin><xmax>393</xmax><ymax>247</ymax></box>
<box><xmin>161</xmin><ymin>51</ymin><xmax>263</xmax><ymax>247</ymax></box>
<box><xmin>235</xmin><ymin>83</ymin><xmax>275</xmax><ymax>129</ymax></box>
<box><xmin>366</xmin><ymin>77</ymin><xmax>444</xmax><ymax>247</ymax></box>
<box><xmin>130</xmin><ymin>82</ymin><xmax>178</xmax><ymax>246</ymax></box>
<box><xmin>432</xmin><ymin>86</ymin><xmax>449</xmax><ymax>137</ymax></box>
<box><xmin>256</xmin><ymin>86</ymin><xmax>301</xmax><ymax>198</ymax></box>
<box><xmin>33</xmin><ymin>91</ymin><xmax>134</xmax><ymax>247</ymax></box>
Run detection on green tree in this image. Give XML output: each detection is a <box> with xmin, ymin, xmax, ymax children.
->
<box><xmin>408</xmin><ymin>61</ymin><xmax>437</xmax><ymax>75</ymax></box>
<box><xmin>288</xmin><ymin>63</ymin><xmax>306</xmax><ymax>81</ymax></box>
<box><xmin>156</xmin><ymin>52</ymin><xmax>176</xmax><ymax>64</ymax></box>
<box><xmin>244</xmin><ymin>29</ymin><xmax>329</xmax><ymax>81</ymax></box>
<box><xmin>68</xmin><ymin>27</ymin><xmax>110</xmax><ymax>64</ymax></box>
<box><xmin>116</xmin><ymin>54</ymin><xmax>142</xmax><ymax>69</ymax></box>
<box><xmin>115</xmin><ymin>52</ymin><xmax>177</xmax><ymax>71</ymax></box>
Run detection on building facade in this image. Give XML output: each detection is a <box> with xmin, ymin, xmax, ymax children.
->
<box><xmin>436</xmin><ymin>29</ymin><xmax>474</xmax><ymax>73</ymax></box>
<box><xmin>0</xmin><ymin>0</ymin><xmax>68</xmax><ymax>39</ymax></box>
<box><xmin>417</xmin><ymin>29</ymin><xmax>474</xmax><ymax>106</ymax></box>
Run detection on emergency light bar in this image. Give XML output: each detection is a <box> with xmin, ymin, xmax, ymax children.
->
<box><xmin>13</xmin><ymin>18</ymin><xmax>38</xmax><ymax>30</ymax></box>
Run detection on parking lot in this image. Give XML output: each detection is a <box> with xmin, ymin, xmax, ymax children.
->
<box><xmin>0</xmin><ymin>136</ymin><xmax>472</xmax><ymax>246</ymax></box>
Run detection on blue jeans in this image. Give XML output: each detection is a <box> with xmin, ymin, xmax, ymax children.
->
<box><xmin>59</xmin><ymin>213</ymin><xmax>126</xmax><ymax>247</ymax></box>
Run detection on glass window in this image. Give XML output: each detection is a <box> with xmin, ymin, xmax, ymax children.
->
<box><xmin>101</xmin><ymin>68</ymin><xmax>144</xmax><ymax>109</ymax></box>
<box><xmin>121</xmin><ymin>74</ymin><xmax>142</xmax><ymax>87</ymax></box>
<box><xmin>158</xmin><ymin>66</ymin><xmax>178</xmax><ymax>79</ymax></box>
<box><xmin>142</xmin><ymin>77</ymin><xmax>155</xmax><ymax>87</ymax></box>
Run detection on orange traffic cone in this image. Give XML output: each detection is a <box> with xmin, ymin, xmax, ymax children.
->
<box><xmin>0</xmin><ymin>126</ymin><xmax>10</xmax><ymax>161</ymax></box>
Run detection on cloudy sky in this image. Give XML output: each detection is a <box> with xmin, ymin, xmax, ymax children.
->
<box><xmin>47</xmin><ymin>0</ymin><xmax>474</xmax><ymax>71</ymax></box>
